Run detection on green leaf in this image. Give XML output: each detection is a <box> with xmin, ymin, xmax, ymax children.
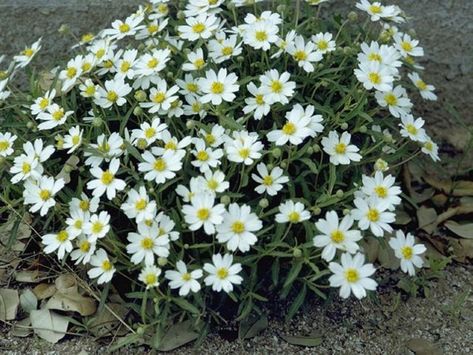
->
<box><xmin>280</xmin><ymin>334</ymin><xmax>323</xmax><ymax>347</ymax></box>
<box><xmin>239</xmin><ymin>315</ymin><xmax>268</xmax><ymax>339</ymax></box>
<box><xmin>172</xmin><ymin>297</ymin><xmax>201</xmax><ymax>315</ymax></box>
<box><xmin>286</xmin><ymin>283</ymin><xmax>306</xmax><ymax>321</ymax></box>
<box><xmin>153</xmin><ymin>320</ymin><xmax>199</xmax><ymax>352</ymax></box>
<box><xmin>123</xmin><ymin>140</ymin><xmax>142</xmax><ymax>161</ymax></box>
<box><xmin>444</xmin><ymin>221</ymin><xmax>473</xmax><ymax>239</ymax></box>
<box><xmin>282</xmin><ymin>260</ymin><xmax>303</xmax><ymax>290</ymax></box>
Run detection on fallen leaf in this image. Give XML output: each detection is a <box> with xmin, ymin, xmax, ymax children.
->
<box><xmin>30</xmin><ymin>309</ymin><xmax>69</xmax><ymax>344</ymax></box>
<box><xmin>20</xmin><ymin>289</ymin><xmax>37</xmax><ymax>313</ymax></box>
<box><xmin>88</xmin><ymin>303</ymin><xmax>128</xmax><ymax>337</ymax></box>
<box><xmin>417</xmin><ymin>207</ymin><xmax>437</xmax><ymax>234</ymax></box>
<box><xmin>444</xmin><ymin>221</ymin><xmax>473</xmax><ymax>239</ymax></box>
<box><xmin>55</xmin><ymin>156</ymin><xmax>80</xmax><ymax>184</ymax></box>
<box><xmin>0</xmin><ymin>288</ymin><xmax>20</xmax><ymax>321</ymax></box>
<box><xmin>451</xmin><ymin>239</ymin><xmax>473</xmax><ymax>263</ymax></box>
<box><xmin>55</xmin><ymin>274</ymin><xmax>77</xmax><ymax>292</ymax></box>
<box><xmin>406</xmin><ymin>338</ymin><xmax>442</xmax><ymax>355</ymax></box>
<box><xmin>153</xmin><ymin>320</ymin><xmax>199</xmax><ymax>351</ymax></box>
<box><xmin>280</xmin><ymin>334</ymin><xmax>322</xmax><ymax>347</ymax></box>
<box><xmin>11</xmin><ymin>317</ymin><xmax>33</xmax><ymax>337</ymax></box>
<box><xmin>14</xmin><ymin>270</ymin><xmax>48</xmax><ymax>283</ymax></box>
<box><xmin>33</xmin><ymin>283</ymin><xmax>57</xmax><ymax>300</ymax></box>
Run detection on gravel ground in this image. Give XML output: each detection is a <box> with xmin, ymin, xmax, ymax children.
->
<box><xmin>1</xmin><ymin>263</ymin><xmax>472</xmax><ymax>354</ymax></box>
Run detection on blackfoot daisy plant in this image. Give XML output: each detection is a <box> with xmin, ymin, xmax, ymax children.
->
<box><xmin>0</xmin><ymin>0</ymin><xmax>439</xmax><ymax>345</ymax></box>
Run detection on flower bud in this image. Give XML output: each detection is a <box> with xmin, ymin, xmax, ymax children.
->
<box><xmin>186</xmin><ymin>120</ymin><xmax>195</xmax><ymax>130</ymax></box>
<box><xmin>158</xmin><ymin>257</ymin><xmax>168</xmax><ymax>266</ymax></box>
<box><xmin>307</xmin><ymin>146</ymin><xmax>314</xmax><ymax>155</ymax></box>
<box><xmin>64</xmin><ymin>164</ymin><xmax>74</xmax><ymax>173</ymax></box>
<box><xmin>236</xmin><ymin>56</ymin><xmax>245</xmax><ymax>63</ymax></box>
<box><xmin>133</xmin><ymin>106</ymin><xmax>143</xmax><ymax>117</ymax></box>
<box><xmin>340</xmin><ymin>122</ymin><xmax>349</xmax><ymax>130</ymax></box>
<box><xmin>184</xmin><ymin>243</ymin><xmax>190</xmax><ymax>249</ymax></box>
<box><xmin>343</xmin><ymin>208</ymin><xmax>351</xmax><ymax>216</ymax></box>
<box><xmin>166</xmin><ymin>71</ymin><xmax>174</xmax><ymax>79</ymax></box>
<box><xmin>26</xmin><ymin>121</ymin><xmax>34</xmax><ymax>129</ymax></box>
<box><xmin>312</xmin><ymin>207</ymin><xmax>322</xmax><ymax>216</ymax></box>
<box><xmin>292</xmin><ymin>248</ymin><xmax>302</xmax><ymax>258</ymax></box>
<box><xmin>266</xmin><ymin>163</ymin><xmax>274</xmax><ymax>170</ymax></box>
<box><xmin>183</xmin><ymin>48</ymin><xmax>191</xmax><ymax>55</ymax></box>
<box><xmin>136</xmin><ymin>326</ymin><xmax>145</xmax><ymax>335</ymax></box>
<box><xmin>312</xmin><ymin>144</ymin><xmax>320</xmax><ymax>153</ymax></box>
<box><xmin>177</xmin><ymin>10</ymin><xmax>185</xmax><ymax>20</ymax></box>
<box><xmin>348</xmin><ymin>11</ymin><xmax>358</xmax><ymax>22</ymax></box>
<box><xmin>383</xmin><ymin>132</ymin><xmax>394</xmax><ymax>143</ymax></box>
<box><xmin>374</xmin><ymin>158</ymin><xmax>389</xmax><ymax>172</ymax></box>
<box><xmin>276</xmin><ymin>4</ymin><xmax>286</xmax><ymax>13</ymax></box>
<box><xmin>259</xmin><ymin>198</ymin><xmax>269</xmax><ymax>209</ymax></box>
<box><xmin>92</xmin><ymin>116</ymin><xmax>103</xmax><ymax>127</ymax></box>
<box><xmin>134</xmin><ymin>90</ymin><xmax>147</xmax><ymax>102</ymax></box>
<box><xmin>280</xmin><ymin>161</ymin><xmax>287</xmax><ymax>169</ymax></box>
<box><xmin>137</xmin><ymin>138</ymin><xmax>148</xmax><ymax>150</ymax></box>
<box><xmin>58</xmin><ymin>24</ymin><xmax>70</xmax><ymax>35</ymax></box>
<box><xmin>335</xmin><ymin>189</ymin><xmax>344</xmax><ymax>198</ymax></box>
<box><xmin>220</xmin><ymin>195</ymin><xmax>231</xmax><ymax>205</ymax></box>
<box><xmin>271</xmin><ymin>147</ymin><xmax>282</xmax><ymax>158</ymax></box>
<box><xmin>359</xmin><ymin>125</ymin><xmax>368</xmax><ymax>133</ymax></box>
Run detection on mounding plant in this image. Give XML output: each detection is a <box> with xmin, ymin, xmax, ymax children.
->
<box><xmin>0</xmin><ymin>0</ymin><xmax>440</xmax><ymax>348</ymax></box>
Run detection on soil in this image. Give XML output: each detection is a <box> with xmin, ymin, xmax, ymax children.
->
<box><xmin>1</xmin><ymin>263</ymin><xmax>472</xmax><ymax>354</ymax></box>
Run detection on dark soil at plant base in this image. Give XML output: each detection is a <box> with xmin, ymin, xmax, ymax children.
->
<box><xmin>1</xmin><ymin>263</ymin><xmax>472</xmax><ymax>354</ymax></box>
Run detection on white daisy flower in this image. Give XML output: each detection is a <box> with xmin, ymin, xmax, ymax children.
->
<box><xmin>70</xmin><ymin>236</ymin><xmax>96</xmax><ymax>265</ymax></box>
<box><xmin>375</xmin><ymin>85</ymin><xmax>412</xmax><ymax>118</ymax></box>
<box><xmin>178</xmin><ymin>13</ymin><xmax>219</xmax><ymax>41</ymax></box>
<box><xmin>87</xmin><ymin>158</ymin><xmax>126</xmax><ymax>200</ymax></box>
<box><xmin>182</xmin><ymin>192</ymin><xmax>225</xmax><ymax>235</ymax></box>
<box><xmin>134</xmin><ymin>48</ymin><xmax>171</xmax><ymax>78</ymax></box>
<box><xmin>329</xmin><ymin>252</ymin><xmax>377</xmax><ymax>299</ymax></box>
<box><xmin>84</xmin><ymin>211</ymin><xmax>111</xmax><ymax>242</ymax></box>
<box><xmin>311</xmin><ymin>32</ymin><xmax>336</xmax><ymax>54</ymax></box>
<box><xmin>88</xmin><ymin>249</ymin><xmax>116</xmax><ymax>284</ymax></box>
<box><xmin>260</xmin><ymin>70</ymin><xmax>295</xmax><ymax>105</ymax></box>
<box><xmin>357</xmin><ymin>41</ymin><xmax>402</xmax><ymax>69</ymax></box>
<box><xmin>36</xmin><ymin>104</ymin><xmax>73</xmax><ymax>130</ymax></box>
<box><xmin>243</xmin><ymin>20</ymin><xmax>279</xmax><ymax>51</ymax></box>
<box><xmin>313</xmin><ymin>211</ymin><xmax>362</xmax><ymax>262</ymax></box>
<box><xmin>131</xmin><ymin>117</ymin><xmax>167</xmax><ymax>146</ymax></box>
<box><xmin>104</xmin><ymin>15</ymin><xmax>144</xmax><ymax>40</ymax></box>
<box><xmin>95</xmin><ymin>77</ymin><xmax>132</xmax><ymax>108</ymax></box>
<box><xmin>399</xmin><ymin>115</ymin><xmax>428</xmax><ymax>142</ymax></box>
<box><xmin>355</xmin><ymin>0</ymin><xmax>397</xmax><ymax>22</ymax></box>
<box><xmin>114</xmin><ymin>49</ymin><xmax>138</xmax><ymax>80</ymax></box>
<box><xmin>13</xmin><ymin>38</ymin><xmax>42</xmax><ymax>68</ymax></box>
<box><xmin>42</xmin><ymin>229</ymin><xmax>78</xmax><ymax>260</ymax></box>
<box><xmin>225</xmin><ymin>131</ymin><xmax>264</xmax><ymax>165</ymax></box>
<box><xmin>69</xmin><ymin>193</ymin><xmax>99</xmax><ymax>214</ymax></box>
<box><xmin>252</xmin><ymin>163</ymin><xmax>289</xmax><ymax>196</ymax></box>
<box><xmin>421</xmin><ymin>139</ymin><xmax>440</xmax><ymax>162</ymax></box>
<box><xmin>23</xmin><ymin>176</ymin><xmax>65</xmax><ymax>216</ymax></box>
<box><xmin>84</xmin><ymin>133</ymin><xmax>124</xmax><ymax>167</ymax></box>
<box><xmin>191</xmin><ymin>138</ymin><xmax>224</xmax><ymax>173</ymax></box>
<box><xmin>361</xmin><ymin>171</ymin><xmax>402</xmax><ymax>210</ymax></box>
<box><xmin>196</xmin><ymin>170</ymin><xmax>229</xmax><ymax>195</ymax></box>
<box><xmin>275</xmin><ymin>200</ymin><xmax>311</xmax><ymax>224</ymax></box>
<box><xmin>408</xmin><ymin>72</ymin><xmax>437</xmax><ymax>101</ymax></box>
<box><xmin>59</xmin><ymin>55</ymin><xmax>83</xmax><ymax>91</ymax></box>
<box><xmin>199</xmin><ymin>68</ymin><xmax>239</xmax><ymax>105</ymax></box>
<box><xmin>139</xmin><ymin>148</ymin><xmax>185</xmax><ymax>184</ymax></box>
<box><xmin>203</xmin><ymin>253</ymin><xmax>243</xmax><ymax>293</ymax></box>
<box><xmin>394</xmin><ymin>33</ymin><xmax>424</xmax><ymax>58</ymax></box>
<box><xmin>208</xmin><ymin>34</ymin><xmax>242</xmax><ymax>63</ymax></box>
<box><xmin>140</xmin><ymin>79</ymin><xmax>179</xmax><ymax>113</ymax></box>
<box><xmin>139</xmin><ymin>265</ymin><xmax>162</xmax><ymax>289</ymax></box>
<box><xmin>322</xmin><ymin>131</ymin><xmax>362</xmax><ymax>166</ymax></box>
<box><xmin>389</xmin><ymin>230</ymin><xmax>426</xmax><ymax>276</ymax></box>
<box><xmin>243</xmin><ymin>82</ymin><xmax>271</xmax><ymax>120</ymax></box>
<box><xmin>65</xmin><ymin>207</ymin><xmax>89</xmax><ymax>236</ymax></box>
<box><xmin>199</xmin><ymin>125</ymin><xmax>226</xmax><ymax>148</ymax></box>
<box><xmin>30</xmin><ymin>89</ymin><xmax>56</xmax><ymax>115</ymax></box>
<box><xmin>354</xmin><ymin>61</ymin><xmax>395</xmax><ymax>92</ymax></box>
<box><xmin>126</xmin><ymin>223</ymin><xmax>170</xmax><ymax>265</ymax></box>
<box><xmin>165</xmin><ymin>261</ymin><xmax>203</xmax><ymax>296</ymax></box>
<box><xmin>286</xmin><ymin>35</ymin><xmax>322</xmax><ymax>73</ymax></box>
<box><xmin>10</xmin><ymin>153</ymin><xmax>42</xmax><ymax>184</ymax></box>
<box><xmin>182</xmin><ymin>48</ymin><xmax>206</xmax><ymax>71</ymax></box>
<box><xmin>0</xmin><ymin>132</ymin><xmax>16</xmax><ymax>157</ymax></box>
<box><xmin>216</xmin><ymin>203</ymin><xmax>263</xmax><ymax>253</ymax></box>
<box><xmin>63</xmin><ymin>126</ymin><xmax>83</xmax><ymax>154</ymax></box>
<box><xmin>121</xmin><ymin>186</ymin><xmax>157</xmax><ymax>223</ymax></box>
<box><xmin>351</xmin><ymin>197</ymin><xmax>395</xmax><ymax>237</ymax></box>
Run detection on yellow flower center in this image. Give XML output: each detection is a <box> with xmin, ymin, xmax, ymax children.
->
<box><xmin>205</xmin><ymin>134</ymin><xmax>215</xmax><ymax>145</ymax></box>
<box><xmin>102</xmin><ymin>260</ymin><xmax>112</xmax><ymax>271</ymax></box>
<box><xmin>406</xmin><ymin>124</ymin><xmax>418</xmax><ymax>135</ymax></box>
<box><xmin>72</xmin><ymin>135</ymin><xmax>81</xmax><ymax>145</ymax></box>
<box><xmin>119</xmin><ymin>23</ymin><xmax>130</xmax><ymax>33</ymax></box>
<box><xmin>216</xmin><ymin>267</ymin><xmax>229</xmax><ymax>280</ymax></box>
<box><xmin>147</xmin><ymin>24</ymin><xmax>159</xmax><ymax>34</ymax></box>
<box><xmin>192</xmin><ymin>23</ymin><xmax>206</xmax><ymax>34</ymax></box>
<box><xmin>384</xmin><ymin>93</ymin><xmax>398</xmax><ymax>106</ymax></box>
<box><xmin>52</xmin><ymin>110</ymin><xmax>65</xmax><ymax>121</ymax></box>
<box><xmin>222</xmin><ymin>46</ymin><xmax>233</xmax><ymax>56</ymax></box>
<box><xmin>39</xmin><ymin>97</ymin><xmax>49</xmax><ymax>110</ymax></box>
<box><xmin>207</xmin><ymin>179</ymin><xmax>219</xmax><ymax>190</ymax></box>
<box><xmin>288</xmin><ymin>211</ymin><xmax>300</xmax><ymax>223</ymax></box>
<box><xmin>153</xmin><ymin>158</ymin><xmax>166</xmax><ymax>172</ymax></box>
<box><xmin>293</xmin><ymin>50</ymin><xmax>308</xmax><ymax>61</ymax></box>
<box><xmin>82</xmin><ymin>62</ymin><xmax>92</xmax><ymax>72</ymax></box>
<box><xmin>194</xmin><ymin>58</ymin><xmax>205</xmax><ymax>69</ymax></box>
<box><xmin>85</xmin><ymin>85</ymin><xmax>96</xmax><ymax>96</ymax></box>
<box><xmin>192</xmin><ymin>102</ymin><xmax>201</xmax><ymax>112</ymax></box>
<box><xmin>153</xmin><ymin>92</ymin><xmax>166</xmax><ymax>103</ymax></box>
<box><xmin>101</xmin><ymin>170</ymin><xmax>114</xmax><ymax>185</ymax></box>
<box><xmin>56</xmin><ymin>230</ymin><xmax>69</xmax><ymax>242</ymax></box>
<box><xmin>231</xmin><ymin>221</ymin><xmax>245</xmax><ymax>234</ymax></box>
<box><xmin>262</xmin><ymin>175</ymin><xmax>273</xmax><ymax>186</ymax></box>
<box><xmin>239</xmin><ymin>148</ymin><xmax>250</xmax><ymax>159</ymax></box>
<box><xmin>66</xmin><ymin>67</ymin><xmax>77</xmax><ymax>79</ymax></box>
<box><xmin>39</xmin><ymin>189</ymin><xmax>51</xmax><ymax>201</ymax></box>
<box><xmin>331</xmin><ymin>230</ymin><xmax>345</xmax><ymax>244</ymax></box>
<box><xmin>335</xmin><ymin>143</ymin><xmax>347</xmax><ymax>154</ymax></box>
<box><xmin>255</xmin><ymin>94</ymin><xmax>265</xmax><ymax>105</ymax></box>
<box><xmin>369</xmin><ymin>5</ymin><xmax>382</xmax><ymax>14</ymax></box>
<box><xmin>74</xmin><ymin>219</ymin><xmax>83</xmax><ymax>229</ymax></box>
<box><xmin>401</xmin><ymin>246</ymin><xmax>413</xmax><ymax>260</ymax></box>
<box><xmin>145</xmin><ymin>127</ymin><xmax>156</xmax><ymax>139</ymax></box>
<box><xmin>416</xmin><ymin>80</ymin><xmax>427</xmax><ymax>91</ymax></box>
<box><xmin>79</xmin><ymin>200</ymin><xmax>89</xmax><ymax>211</ymax></box>
<box><xmin>22</xmin><ymin>162</ymin><xmax>31</xmax><ymax>174</ymax></box>
<box><xmin>270</xmin><ymin>80</ymin><xmax>282</xmax><ymax>93</ymax></box>
<box><xmin>317</xmin><ymin>40</ymin><xmax>328</xmax><ymax>50</ymax></box>
<box><xmin>255</xmin><ymin>31</ymin><xmax>268</xmax><ymax>42</ymax></box>
<box><xmin>210</xmin><ymin>81</ymin><xmax>224</xmax><ymax>94</ymax></box>
<box><xmin>196</xmin><ymin>150</ymin><xmax>209</xmax><ymax>161</ymax></box>
<box><xmin>0</xmin><ymin>140</ymin><xmax>8</xmax><ymax>151</ymax></box>
<box><xmin>145</xmin><ymin>273</ymin><xmax>157</xmax><ymax>285</ymax></box>
<box><xmin>187</xmin><ymin>82</ymin><xmax>198</xmax><ymax>93</ymax></box>
<box><xmin>120</xmin><ymin>61</ymin><xmax>131</xmax><ymax>73</ymax></box>
<box><xmin>22</xmin><ymin>48</ymin><xmax>34</xmax><ymax>57</ymax></box>
<box><xmin>158</xmin><ymin>4</ymin><xmax>168</xmax><ymax>14</ymax></box>
<box><xmin>345</xmin><ymin>268</ymin><xmax>359</xmax><ymax>283</ymax></box>
<box><xmin>147</xmin><ymin>58</ymin><xmax>159</xmax><ymax>69</ymax></box>
<box><xmin>79</xmin><ymin>240</ymin><xmax>90</xmax><ymax>252</ymax></box>
<box><xmin>369</xmin><ymin>72</ymin><xmax>381</xmax><ymax>85</ymax></box>
<box><xmin>366</xmin><ymin>208</ymin><xmax>380</xmax><ymax>222</ymax></box>
<box><xmin>374</xmin><ymin>186</ymin><xmax>388</xmax><ymax>198</ymax></box>
<box><xmin>197</xmin><ymin>208</ymin><xmax>210</xmax><ymax>221</ymax></box>
<box><xmin>107</xmin><ymin>91</ymin><xmax>119</xmax><ymax>102</ymax></box>
<box><xmin>181</xmin><ymin>272</ymin><xmax>192</xmax><ymax>281</ymax></box>
<box><xmin>164</xmin><ymin>141</ymin><xmax>177</xmax><ymax>150</ymax></box>
<box><xmin>81</xmin><ymin>33</ymin><xmax>94</xmax><ymax>43</ymax></box>
<box><xmin>368</xmin><ymin>53</ymin><xmax>382</xmax><ymax>62</ymax></box>
<box><xmin>401</xmin><ymin>41</ymin><xmax>413</xmax><ymax>52</ymax></box>
<box><xmin>95</xmin><ymin>48</ymin><xmax>106</xmax><ymax>59</ymax></box>
<box><xmin>282</xmin><ymin>122</ymin><xmax>296</xmax><ymax>135</ymax></box>
<box><xmin>135</xmin><ymin>199</ymin><xmax>147</xmax><ymax>211</ymax></box>
<box><xmin>91</xmin><ymin>221</ymin><xmax>104</xmax><ymax>234</ymax></box>
<box><xmin>141</xmin><ymin>237</ymin><xmax>154</xmax><ymax>250</ymax></box>
<box><xmin>424</xmin><ymin>141</ymin><xmax>433</xmax><ymax>151</ymax></box>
